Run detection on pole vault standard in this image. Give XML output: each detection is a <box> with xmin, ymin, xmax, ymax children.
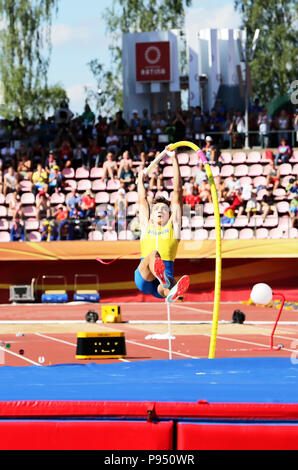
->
<box><xmin>144</xmin><ymin>141</ymin><xmax>222</xmax><ymax>359</ymax></box>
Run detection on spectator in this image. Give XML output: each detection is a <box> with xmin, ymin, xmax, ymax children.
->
<box><xmin>8</xmin><ymin>190</ymin><xmax>22</xmax><ymax>220</ymax></box>
<box><xmin>148</xmin><ymin>163</ymin><xmax>163</xmax><ymax>192</ymax></box>
<box><xmin>275</xmin><ymin>109</ymin><xmax>290</xmax><ymax>145</ymax></box>
<box><xmin>52</xmin><ymin>204</ymin><xmax>68</xmax><ymax>222</ymax></box>
<box><xmin>266</xmin><ymin>160</ymin><xmax>280</xmax><ymax>190</ymax></box>
<box><xmin>36</xmin><ymin>190</ymin><xmax>51</xmax><ymax>221</ymax></box>
<box><xmin>58</xmin><ymin>139</ymin><xmax>73</xmax><ymax>168</ymax></box>
<box><xmin>114</xmin><ymin>188</ymin><xmax>128</xmax><ymax>232</ymax></box>
<box><xmin>66</xmin><ymin>188</ymin><xmax>83</xmax><ymax>218</ymax></box>
<box><xmin>47</xmin><ymin>165</ymin><xmax>63</xmax><ymax>195</ymax></box>
<box><xmin>183</xmin><ymin>176</ymin><xmax>195</xmax><ymax>198</ymax></box>
<box><xmin>55</xmin><ymin>100</ymin><xmax>74</xmax><ymax>129</ymax></box>
<box><xmin>198</xmin><ymin>180</ymin><xmax>212</xmax><ymax>203</ymax></box>
<box><xmin>224</xmin><ymin>175</ymin><xmax>241</xmax><ymax>198</ymax></box>
<box><xmin>192</xmin><ymin>106</ymin><xmax>205</xmax><ymax>146</ymax></box>
<box><xmin>151</xmin><ymin>113</ymin><xmax>167</xmax><ymax>137</ymax></box>
<box><xmin>72</xmin><ymin>143</ymin><xmax>87</xmax><ymax>169</ymax></box>
<box><xmin>208</xmin><ymin>108</ymin><xmax>222</xmax><ymax>144</ymax></box>
<box><xmin>214</xmin><ymin>176</ymin><xmax>225</xmax><ymax>201</ymax></box>
<box><xmin>101</xmin><ymin>152</ymin><xmax>118</xmax><ymax>182</ymax></box>
<box><xmin>232</xmin><ymin>110</ymin><xmax>245</xmax><ymax>148</ymax></box>
<box><xmin>94</xmin><ymin>207</ymin><xmax>110</xmax><ymax>232</ymax></box>
<box><xmin>274</xmin><ymin>138</ymin><xmax>292</xmax><ymax>165</ymax></box>
<box><xmin>221</xmin><ymin>205</ymin><xmax>236</xmax><ymax>225</ymax></box>
<box><xmin>3</xmin><ymin>166</ymin><xmax>19</xmax><ymax>196</ymax></box>
<box><xmin>128</xmin><ymin>211</ymin><xmax>140</xmax><ymax>239</ymax></box>
<box><xmin>173</xmin><ymin>111</ymin><xmax>186</xmax><ymax>141</ymax></box>
<box><xmin>45</xmin><ymin>150</ymin><xmax>57</xmax><ymax>173</ymax></box>
<box><xmin>117</xmin><ymin>150</ymin><xmax>133</xmax><ymax>177</ymax></box>
<box><xmin>130</xmin><ymin>110</ymin><xmax>141</xmax><ymax>133</ymax></box>
<box><xmin>30</xmin><ymin>140</ymin><xmax>45</xmax><ymax>166</ymax></box>
<box><xmin>140</xmin><ymin>109</ymin><xmax>150</xmax><ymax>133</ymax></box>
<box><xmin>130</xmin><ymin>125</ymin><xmax>145</xmax><ymax>156</ymax></box>
<box><xmin>32</xmin><ymin>163</ymin><xmax>48</xmax><ymax>196</ymax></box>
<box><xmin>261</xmin><ymin>188</ymin><xmax>278</xmax><ymax>220</ymax></box>
<box><xmin>81</xmin><ymin>103</ymin><xmax>95</xmax><ymax>140</ymax></box>
<box><xmin>119</xmin><ymin>161</ymin><xmax>136</xmax><ymax>191</ymax></box>
<box><xmin>286</xmin><ymin>178</ymin><xmax>298</xmax><ymax>196</ymax></box>
<box><xmin>289</xmin><ymin>195</ymin><xmax>298</xmax><ymax>228</ymax></box>
<box><xmin>88</xmin><ymin>138</ymin><xmax>102</xmax><ymax>168</ymax></box>
<box><xmin>194</xmin><ymin>162</ymin><xmax>207</xmax><ymax>187</ymax></box>
<box><xmin>230</xmin><ymin>189</ymin><xmax>244</xmax><ymax>216</ymax></box>
<box><xmin>258</xmin><ymin>107</ymin><xmax>272</xmax><ymax>148</ymax></box>
<box><xmin>184</xmin><ymin>186</ymin><xmax>201</xmax><ymax>210</ymax></box>
<box><xmin>245</xmin><ymin>189</ymin><xmax>259</xmax><ymax>222</ymax></box>
<box><xmin>106</xmin><ymin>128</ymin><xmax>120</xmax><ymax>154</ymax></box>
<box><xmin>96</xmin><ymin>115</ymin><xmax>109</xmax><ymax>147</ymax></box>
<box><xmin>58</xmin><ymin>218</ymin><xmax>75</xmax><ymax>240</ymax></box>
<box><xmin>1</xmin><ymin>142</ymin><xmax>16</xmax><ymax>169</ymax></box>
<box><xmin>81</xmin><ymin>189</ymin><xmax>96</xmax><ymax>219</ymax></box>
<box><xmin>40</xmin><ymin>218</ymin><xmax>58</xmax><ymax>241</ymax></box>
<box><xmin>10</xmin><ymin>215</ymin><xmax>25</xmax><ymax>241</ymax></box>
<box><xmin>222</xmin><ymin>112</ymin><xmax>233</xmax><ymax>148</ymax></box>
<box><xmin>293</xmin><ymin>109</ymin><xmax>298</xmax><ymax>145</ymax></box>
<box><xmin>202</xmin><ymin>136</ymin><xmax>216</xmax><ymax>163</ymax></box>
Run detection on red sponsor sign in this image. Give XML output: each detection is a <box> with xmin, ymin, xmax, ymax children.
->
<box><xmin>135</xmin><ymin>41</ymin><xmax>171</xmax><ymax>82</ymax></box>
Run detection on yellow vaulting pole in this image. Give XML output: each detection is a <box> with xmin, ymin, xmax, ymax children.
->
<box><xmin>169</xmin><ymin>141</ymin><xmax>222</xmax><ymax>359</ymax></box>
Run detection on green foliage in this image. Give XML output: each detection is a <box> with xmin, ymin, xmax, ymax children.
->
<box><xmin>0</xmin><ymin>0</ymin><xmax>60</xmax><ymax>120</ymax></box>
<box><xmin>88</xmin><ymin>0</ymin><xmax>192</xmax><ymax>116</ymax></box>
<box><xmin>234</xmin><ymin>0</ymin><xmax>298</xmax><ymax>104</ymax></box>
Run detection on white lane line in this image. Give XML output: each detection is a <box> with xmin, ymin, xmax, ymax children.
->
<box><xmin>0</xmin><ymin>346</ymin><xmax>42</xmax><ymax>366</ymax></box>
<box><xmin>34</xmin><ymin>332</ymin><xmax>130</xmax><ymax>363</ymax></box>
<box><xmin>203</xmin><ymin>333</ymin><xmax>296</xmax><ymax>353</ymax></box>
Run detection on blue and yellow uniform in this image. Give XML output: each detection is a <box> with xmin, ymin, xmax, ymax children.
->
<box><xmin>134</xmin><ymin>219</ymin><xmax>179</xmax><ymax>298</ymax></box>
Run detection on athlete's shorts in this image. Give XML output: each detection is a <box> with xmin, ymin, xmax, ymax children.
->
<box><xmin>134</xmin><ymin>259</ymin><xmax>174</xmax><ymax>299</ymax></box>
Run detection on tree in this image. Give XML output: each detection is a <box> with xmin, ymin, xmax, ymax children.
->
<box><xmin>0</xmin><ymin>0</ymin><xmax>60</xmax><ymax>120</ymax></box>
<box><xmin>234</xmin><ymin>0</ymin><xmax>298</xmax><ymax>104</ymax></box>
<box><xmin>88</xmin><ymin>0</ymin><xmax>192</xmax><ymax>115</ymax></box>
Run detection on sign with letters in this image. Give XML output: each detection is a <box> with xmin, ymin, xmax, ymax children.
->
<box><xmin>135</xmin><ymin>41</ymin><xmax>171</xmax><ymax>82</ymax></box>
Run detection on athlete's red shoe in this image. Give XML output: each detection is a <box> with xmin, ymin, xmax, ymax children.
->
<box><xmin>166</xmin><ymin>275</ymin><xmax>190</xmax><ymax>303</ymax></box>
<box><xmin>154</xmin><ymin>257</ymin><xmax>171</xmax><ymax>288</ymax></box>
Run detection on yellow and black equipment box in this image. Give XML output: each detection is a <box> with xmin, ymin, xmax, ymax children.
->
<box><xmin>75</xmin><ymin>331</ymin><xmax>126</xmax><ymax>359</ymax></box>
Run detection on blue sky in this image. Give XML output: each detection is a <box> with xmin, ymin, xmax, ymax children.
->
<box><xmin>48</xmin><ymin>0</ymin><xmax>242</xmax><ymax>115</ymax></box>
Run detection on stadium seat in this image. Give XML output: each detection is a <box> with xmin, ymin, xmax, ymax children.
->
<box><xmin>27</xmin><ymin>231</ymin><xmax>41</xmax><ymax>242</ymax></box>
<box><xmin>0</xmin><ymin>231</ymin><xmax>10</xmax><ymax>242</ymax></box>
<box><xmin>95</xmin><ymin>191</ymin><xmax>109</xmax><ymax>204</ymax></box>
<box><xmin>248</xmin><ymin>164</ymin><xmax>263</xmax><ymax>177</ymax></box>
<box><xmin>62</xmin><ymin>168</ymin><xmax>75</xmax><ymax>179</ymax></box>
<box><xmin>25</xmin><ymin>219</ymin><xmax>39</xmax><ymax>231</ymax></box>
<box><xmin>233</xmin><ymin>216</ymin><xmax>249</xmax><ymax>227</ymax></box>
<box><xmin>88</xmin><ymin>230</ymin><xmax>103</xmax><ymax>241</ymax></box>
<box><xmin>239</xmin><ymin>176</ymin><xmax>252</xmax><ymax>187</ymax></box>
<box><xmin>126</xmin><ymin>191</ymin><xmax>138</xmax><ymax>203</ymax></box>
<box><xmin>0</xmin><ymin>219</ymin><xmax>9</xmax><ymax>230</ymax></box>
<box><xmin>0</xmin><ymin>194</ymin><xmax>5</xmax><ymax>204</ymax></box>
<box><xmin>164</xmin><ymin>178</ymin><xmax>174</xmax><ymax>190</ymax></box>
<box><xmin>204</xmin><ymin>216</ymin><xmax>215</xmax><ymax>228</ymax></box>
<box><xmin>262</xmin><ymin>216</ymin><xmax>278</xmax><ymax>227</ymax></box>
<box><xmin>0</xmin><ymin>206</ymin><xmax>7</xmax><ymax>218</ymax></box>
<box><xmin>220</xmin><ymin>165</ymin><xmax>234</xmax><ymax>177</ymax></box>
<box><xmin>127</xmin><ymin>203</ymin><xmax>139</xmax><ymax>216</ymax></box>
<box><xmin>210</xmin><ymin>166</ymin><xmax>220</xmax><ymax>177</ymax></box>
<box><xmin>182</xmin><ymin>216</ymin><xmax>190</xmax><ymax>228</ymax></box>
<box><xmin>162</xmin><ymin>166</ymin><xmax>174</xmax><ymax>178</ymax></box>
<box><xmin>279</xmin><ymin>163</ymin><xmax>292</xmax><ymax>176</ymax></box>
<box><xmin>290</xmin><ymin>151</ymin><xmax>298</xmax><ymax>163</ymax></box>
<box><xmin>289</xmin><ymin>227</ymin><xmax>298</xmax><ymax>239</ymax></box>
<box><xmin>50</xmin><ymin>192</ymin><xmax>65</xmax><ymax>205</ymax></box>
<box><xmin>19</xmin><ymin>180</ymin><xmax>32</xmax><ymax>192</ymax></box>
<box><xmin>246</xmin><ymin>151</ymin><xmax>261</xmax><ymax>163</ymax></box>
<box><xmin>190</xmin><ymin>216</ymin><xmax>204</xmax><ymax>228</ymax></box>
<box><xmin>103</xmin><ymin>230</ymin><xmax>117</xmax><ymax>241</ymax></box>
<box><xmin>219</xmin><ymin>202</ymin><xmax>229</xmax><ymax>214</ymax></box>
<box><xmin>203</xmin><ymin>203</ymin><xmax>214</xmax><ymax>215</ymax></box>
<box><xmin>253</xmin><ymin>176</ymin><xmax>266</xmax><ymax>188</ymax></box>
<box><xmin>281</xmin><ymin>175</ymin><xmax>293</xmax><ymax>188</ymax></box>
<box><xmin>77</xmin><ymin>179</ymin><xmax>92</xmax><ymax>192</ymax></box>
<box><xmin>239</xmin><ymin>228</ymin><xmax>254</xmax><ymax>239</ymax></box>
<box><xmin>118</xmin><ymin>230</ymin><xmax>135</xmax><ymax>240</ymax></box>
<box><xmin>193</xmin><ymin>228</ymin><xmax>208</xmax><ymax>240</ymax></box>
<box><xmin>232</xmin><ymin>152</ymin><xmax>246</xmax><ymax>164</ymax></box>
<box><xmin>247</xmin><ymin>216</ymin><xmax>263</xmax><ymax>228</ymax></box>
<box><xmin>180</xmin><ymin>229</ymin><xmax>193</xmax><ymax>240</ymax></box>
<box><xmin>188</xmin><ymin>153</ymin><xmax>198</xmax><ymax>166</ymax></box>
<box><xmin>180</xmin><ymin>166</ymin><xmax>192</xmax><ymax>178</ymax></box>
<box><xmin>22</xmin><ymin>205</ymin><xmax>37</xmax><ymax>218</ymax></box>
<box><xmin>63</xmin><ymin>179</ymin><xmax>77</xmax><ymax>191</ymax></box>
<box><xmin>292</xmin><ymin>163</ymin><xmax>298</xmax><ymax>175</ymax></box>
<box><xmin>208</xmin><ymin>228</ymin><xmax>223</xmax><ymax>239</ymax></box>
<box><xmin>75</xmin><ymin>167</ymin><xmax>89</xmax><ymax>179</ymax></box>
<box><xmin>234</xmin><ymin>164</ymin><xmax>248</xmax><ymax>177</ymax></box>
<box><xmin>92</xmin><ymin>179</ymin><xmax>106</xmax><ymax>191</ymax></box>
<box><xmin>256</xmin><ymin>189</ymin><xmax>267</xmax><ymax>200</ymax></box>
<box><xmin>21</xmin><ymin>193</ymin><xmax>35</xmax><ymax>205</ymax></box>
<box><xmin>109</xmin><ymin>191</ymin><xmax>119</xmax><ymax>204</ymax></box>
<box><xmin>223</xmin><ymin>228</ymin><xmax>238</xmax><ymax>240</ymax></box>
<box><xmin>178</xmin><ymin>153</ymin><xmax>189</xmax><ymax>165</ymax></box>
<box><xmin>276</xmin><ymin>201</ymin><xmax>290</xmax><ymax>214</ymax></box>
<box><xmin>255</xmin><ymin>228</ymin><xmax>269</xmax><ymax>239</ymax></box>
<box><xmin>220</xmin><ymin>152</ymin><xmax>232</xmax><ymax>164</ymax></box>
<box><xmin>155</xmin><ymin>190</ymin><xmax>169</xmax><ymax>199</ymax></box>
<box><xmin>106</xmin><ymin>179</ymin><xmax>120</xmax><ymax>191</ymax></box>
<box><xmin>269</xmin><ymin>227</ymin><xmax>284</xmax><ymax>239</ymax></box>
<box><xmin>273</xmin><ymin>188</ymin><xmax>286</xmax><ymax>200</ymax></box>
<box><xmin>90</xmin><ymin>167</ymin><xmax>104</xmax><ymax>179</ymax></box>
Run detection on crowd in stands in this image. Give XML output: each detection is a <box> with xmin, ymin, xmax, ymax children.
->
<box><xmin>0</xmin><ymin>99</ymin><xmax>297</xmax><ymax>242</ymax></box>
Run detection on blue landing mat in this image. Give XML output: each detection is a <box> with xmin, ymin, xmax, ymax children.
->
<box><xmin>0</xmin><ymin>358</ymin><xmax>298</xmax><ymax>403</ymax></box>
